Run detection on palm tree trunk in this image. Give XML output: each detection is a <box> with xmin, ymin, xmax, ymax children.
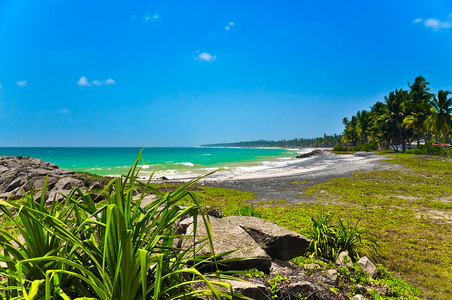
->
<box><xmin>424</xmin><ymin>132</ymin><xmax>430</xmax><ymax>155</ymax></box>
<box><xmin>399</xmin><ymin>131</ymin><xmax>406</xmax><ymax>152</ymax></box>
<box><xmin>444</xmin><ymin>131</ymin><xmax>452</xmax><ymax>145</ymax></box>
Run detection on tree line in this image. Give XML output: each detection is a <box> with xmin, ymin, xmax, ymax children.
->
<box><xmin>201</xmin><ymin>134</ymin><xmax>342</xmax><ymax>148</ymax></box>
<box><xmin>341</xmin><ymin>76</ymin><xmax>452</xmax><ymax>153</ymax></box>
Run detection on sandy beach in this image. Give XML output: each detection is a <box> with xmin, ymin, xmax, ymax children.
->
<box><xmin>198</xmin><ymin>151</ymin><xmax>399</xmax><ymax>203</ymax></box>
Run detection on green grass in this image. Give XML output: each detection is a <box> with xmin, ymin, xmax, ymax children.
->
<box><xmin>179</xmin><ymin>153</ymin><xmax>451</xmax><ymax>299</ymax></box>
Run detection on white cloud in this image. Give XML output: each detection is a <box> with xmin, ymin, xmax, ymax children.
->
<box><xmin>144</xmin><ymin>12</ymin><xmax>159</xmax><ymax>22</ymax></box>
<box><xmin>225</xmin><ymin>21</ymin><xmax>235</xmax><ymax>30</ymax></box>
<box><xmin>16</xmin><ymin>80</ymin><xmax>27</xmax><ymax>86</ymax></box>
<box><xmin>197</xmin><ymin>52</ymin><xmax>216</xmax><ymax>62</ymax></box>
<box><xmin>425</xmin><ymin>18</ymin><xmax>452</xmax><ymax>30</ymax></box>
<box><xmin>77</xmin><ymin>76</ymin><xmax>115</xmax><ymax>86</ymax></box>
<box><xmin>77</xmin><ymin>76</ymin><xmax>91</xmax><ymax>86</ymax></box>
<box><xmin>415</xmin><ymin>16</ymin><xmax>452</xmax><ymax>30</ymax></box>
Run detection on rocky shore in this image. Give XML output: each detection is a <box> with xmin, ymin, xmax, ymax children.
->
<box><xmin>0</xmin><ymin>156</ymin><xmax>108</xmax><ymax>203</ymax></box>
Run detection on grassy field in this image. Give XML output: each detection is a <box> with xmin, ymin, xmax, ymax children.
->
<box><xmin>183</xmin><ymin>153</ymin><xmax>452</xmax><ymax>299</ymax></box>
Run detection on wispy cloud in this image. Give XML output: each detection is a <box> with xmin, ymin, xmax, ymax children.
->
<box><xmin>16</xmin><ymin>80</ymin><xmax>27</xmax><ymax>86</ymax></box>
<box><xmin>144</xmin><ymin>12</ymin><xmax>159</xmax><ymax>21</ymax></box>
<box><xmin>77</xmin><ymin>76</ymin><xmax>91</xmax><ymax>86</ymax></box>
<box><xmin>197</xmin><ymin>52</ymin><xmax>216</xmax><ymax>62</ymax></box>
<box><xmin>225</xmin><ymin>21</ymin><xmax>234</xmax><ymax>30</ymax></box>
<box><xmin>414</xmin><ymin>15</ymin><xmax>452</xmax><ymax>30</ymax></box>
<box><xmin>56</xmin><ymin>109</ymin><xmax>71</xmax><ymax>114</ymax></box>
<box><xmin>77</xmin><ymin>77</ymin><xmax>115</xmax><ymax>86</ymax></box>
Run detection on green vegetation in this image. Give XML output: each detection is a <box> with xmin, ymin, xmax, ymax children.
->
<box><xmin>290</xmin><ymin>257</ymin><xmax>422</xmax><ymax>299</ymax></box>
<box><xmin>340</xmin><ymin>76</ymin><xmax>452</xmax><ymax>153</ymax></box>
<box><xmin>181</xmin><ymin>153</ymin><xmax>450</xmax><ymax>299</ymax></box>
<box><xmin>267</xmin><ymin>274</ymin><xmax>289</xmax><ymax>298</ymax></box>
<box><xmin>201</xmin><ymin>133</ymin><xmax>342</xmax><ymax>148</ymax></box>
<box><xmin>2</xmin><ymin>152</ymin><xmax>449</xmax><ymax>299</ymax></box>
<box><xmin>303</xmin><ymin>213</ymin><xmax>378</xmax><ymax>262</ymax></box>
<box><xmin>333</xmin><ymin>142</ymin><xmax>379</xmax><ymax>152</ymax></box>
<box><xmin>0</xmin><ymin>154</ymin><xmax>245</xmax><ymax>299</ymax></box>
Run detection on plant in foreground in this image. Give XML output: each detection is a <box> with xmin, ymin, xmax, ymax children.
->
<box><xmin>0</xmin><ymin>151</ymin><xmax>249</xmax><ymax>299</ymax></box>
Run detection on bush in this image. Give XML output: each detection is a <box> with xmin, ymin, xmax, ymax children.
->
<box><xmin>0</xmin><ymin>151</ymin><xmax>241</xmax><ymax>299</ymax></box>
<box><xmin>303</xmin><ymin>213</ymin><xmax>378</xmax><ymax>262</ymax></box>
<box><xmin>405</xmin><ymin>144</ymin><xmax>452</xmax><ymax>156</ymax></box>
<box><xmin>333</xmin><ymin>143</ymin><xmax>378</xmax><ymax>152</ymax></box>
<box><xmin>333</xmin><ymin>143</ymin><xmax>346</xmax><ymax>151</ymax></box>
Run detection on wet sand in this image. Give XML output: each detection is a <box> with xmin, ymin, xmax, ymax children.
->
<box><xmin>197</xmin><ymin>151</ymin><xmax>399</xmax><ymax>203</ymax></box>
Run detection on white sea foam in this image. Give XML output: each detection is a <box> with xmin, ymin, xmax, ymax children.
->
<box><xmin>175</xmin><ymin>162</ymin><xmax>194</xmax><ymax>167</ymax></box>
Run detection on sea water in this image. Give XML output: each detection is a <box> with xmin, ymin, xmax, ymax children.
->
<box><xmin>0</xmin><ymin>147</ymin><xmax>306</xmax><ymax>180</ymax></box>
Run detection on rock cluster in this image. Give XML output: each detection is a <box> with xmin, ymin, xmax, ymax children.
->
<box><xmin>0</xmin><ymin>156</ymin><xmax>107</xmax><ymax>203</ymax></box>
<box><xmin>179</xmin><ymin>215</ymin><xmax>357</xmax><ymax>299</ymax></box>
<box><xmin>294</xmin><ymin>150</ymin><xmax>324</xmax><ymax>159</ymax></box>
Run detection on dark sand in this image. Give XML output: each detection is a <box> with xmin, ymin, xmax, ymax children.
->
<box><xmin>197</xmin><ymin>151</ymin><xmax>399</xmax><ymax>203</ymax></box>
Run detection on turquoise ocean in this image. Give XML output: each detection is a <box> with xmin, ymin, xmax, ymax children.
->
<box><xmin>0</xmin><ymin>147</ymin><xmax>306</xmax><ymax>180</ymax></box>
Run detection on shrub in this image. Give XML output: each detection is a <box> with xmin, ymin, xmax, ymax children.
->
<box><xmin>333</xmin><ymin>143</ymin><xmax>346</xmax><ymax>151</ymax></box>
<box><xmin>333</xmin><ymin>143</ymin><xmax>378</xmax><ymax>152</ymax></box>
<box><xmin>405</xmin><ymin>144</ymin><xmax>451</xmax><ymax>156</ymax></box>
<box><xmin>303</xmin><ymin>213</ymin><xmax>378</xmax><ymax>262</ymax></box>
<box><xmin>0</xmin><ymin>151</ymin><xmax>243</xmax><ymax>299</ymax></box>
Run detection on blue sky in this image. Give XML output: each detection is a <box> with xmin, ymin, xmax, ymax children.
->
<box><xmin>1</xmin><ymin>0</ymin><xmax>452</xmax><ymax>147</ymax></box>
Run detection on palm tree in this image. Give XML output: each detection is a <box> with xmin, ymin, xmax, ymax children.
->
<box><xmin>403</xmin><ymin>111</ymin><xmax>431</xmax><ymax>154</ymax></box>
<box><xmin>356</xmin><ymin>110</ymin><xmax>371</xmax><ymax>144</ymax></box>
<box><xmin>406</xmin><ymin>76</ymin><xmax>433</xmax><ymax>147</ymax></box>
<box><xmin>426</xmin><ymin>90</ymin><xmax>452</xmax><ymax>144</ymax></box>
<box><xmin>384</xmin><ymin>89</ymin><xmax>409</xmax><ymax>152</ymax></box>
<box><xmin>342</xmin><ymin>116</ymin><xmax>359</xmax><ymax>146</ymax></box>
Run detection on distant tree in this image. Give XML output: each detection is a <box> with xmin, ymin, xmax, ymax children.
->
<box><xmin>341</xmin><ymin>116</ymin><xmax>359</xmax><ymax>146</ymax></box>
<box><xmin>384</xmin><ymin>89</ymin><xmax>409</xmax><ymax>152</ymax></box>
<box><xmin>426</xmin><ymin>90</ymin><xmax>452</xmax><ymax>144</ymax></box>
<box><xmin>405</xmin><ymin>76</ymin><xmax>433</xmax><ymax>148</ymax></box>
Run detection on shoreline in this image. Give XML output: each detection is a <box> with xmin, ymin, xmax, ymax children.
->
<box><xmin>195</xmin><ymin>151</ymin><xmax>399</xmax><ymax>203</ymax></box>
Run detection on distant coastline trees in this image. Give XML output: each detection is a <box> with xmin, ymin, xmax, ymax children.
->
<box><xmin>340</xmin><ymin>76</ymin><xmax>452</xmax><ymax>152</ymax></box>
<box><xmin>201</xmin><ymin>134</ymin><xmax>342</xmax><ymax>148</ymax></box>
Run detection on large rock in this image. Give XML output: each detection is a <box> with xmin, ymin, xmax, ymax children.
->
<box><xmin>54</xmin><ymin>177</ymin><xmax>85</xmax><ymax>190</ymax></box>
<box><xmin>31</xmin><ymin>175</ymin><xmax>59</xmax><ymax>190</ymax></box>
<box><xmin>184</xmin><ymin>216</ymin><xmax>272</xmax><ymax>272</ymax></box>
<box><xmin>183</xmin><ymin>216</ymin><xmax>310</xmax><ymax>272</ymax></box>
<box><xmin>5</xmin><ymin>177</ymin><xmax>28</xmax><ymax>192</ymax></box>
<box><xmin>0</xmin><ymin>170</ymin><xmax>19</xmax><ymax>192</ymax></box>
<box><xmin>228</xmin><ymin>216</ymin><xmax>310</xmax><ymax>261</ymax></box>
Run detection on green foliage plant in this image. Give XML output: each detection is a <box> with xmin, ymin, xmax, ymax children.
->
<box><xmin>303</xmin><ymin>213</ymin><xmax>377</xmax><ymax>262</ymax></box>
<box><xmin>0</xmin><ymin>151</ymin><xmax>248</xmax><ymax>299</ymax></box>
<box><xmin>267</xmin><ymin>274</ymin><xmax>289</xmax><ymax>298</ymax></box>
